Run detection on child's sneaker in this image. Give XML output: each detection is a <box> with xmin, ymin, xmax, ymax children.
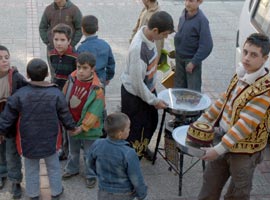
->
<box><xmin>0</xmin><ymin>177</ymin><xmax>6</xmax><ymax>189</ymax></box>
<box><xmin>51</xmin><ymin>188</ymin><xmax>64</xmax><ymax>200</ymax></box>
<box><xmin>86</xmin><ymin>177</ymin><xmax>96</xmax><ymax>188</ymax></box>
<box><xmin>11</xmin><ymin>183</ymin><xmax>22</xmax><ymax>199</ymax></box>
<box><xmin>143</xmin><ymin>148</ymin><xmax>156</xmax><ymax>162</ymax></box>
<box><xmin>62</xmin><ymin>172</ymin><xmax>79</xmax><ymax>179</ymax></box>
<box><xmin>58</xmin><ymin>149</ymin><xmax>68</xmax><ymax>161</ymax></box>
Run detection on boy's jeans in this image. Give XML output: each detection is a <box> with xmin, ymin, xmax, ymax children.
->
<box><xmin>98</xmin><ymin>189</ymin><xmax>135</xmax><ymax>200</ymax></box>
<box><xmin>64</xmin><ymin>136</ymin><xmax>95</xmax><ymax>179</ymax></box>
<box><xmin>0</xmin><ymin>138</ymin><xmax>22</xmax><ymax>183</ymax></box>
<box><xmin>24</xmin><ymin>153</ymin><xmax>62</xmax><ymax>198</ymax></box>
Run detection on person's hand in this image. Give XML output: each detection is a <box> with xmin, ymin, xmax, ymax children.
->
<box><xmin>69</xmin><ymin>126</ymin><xmax>82</xmax><ymax>136</ymax></box>
<box><xmin>186</xmin><ymin>62</ymin><xmax>195</xmax><ymax>73</ymax></box>
<box><xmin>154</xmin><ymin>100</ymin><xmax>168</xmax><ymax>109</ymax></box>
<box><xmin>105</xmin><ymin>80</ymin><xmax>110</xmax><ymax>86</ymax></box>
<box><xmin>200</xmin><ymin>147</ymin><xmax>219</xmax><ymax>161</ymax></box>
<box><xmin>0</xmin><ymin>135</ymin><xmax>5</xmax><ymax>144</ymax></box>
<box><xmin>168</xmin><ymin>50</ymin><xmax>176</xmax><ymax>59</ymax></box>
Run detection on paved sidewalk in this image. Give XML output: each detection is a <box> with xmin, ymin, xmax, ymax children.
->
<box><xmin>2</xmin><ymin>0</ymin><xmax>270</xmax><ymax>200</ymax></box>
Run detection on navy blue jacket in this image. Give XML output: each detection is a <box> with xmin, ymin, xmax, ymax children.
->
<box><xmin>0</xmin><ymin>82</ymin><xmax>76</xmax><ymax>159</ymax></box>
<box><xmin>174</xmin><ymin>9</ymin><xmax>213</xmax><ymax>65</ymax></box>
<box><xmin>77</xmin><ymin>35</ymin><xmax>115</xmax><ymax>86</ymax></box>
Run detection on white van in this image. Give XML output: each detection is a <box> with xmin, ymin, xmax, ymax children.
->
<box><xmin>235</xmin><ymin>0</ymin><xmax>270</xmax><ymax>66</ymax></box>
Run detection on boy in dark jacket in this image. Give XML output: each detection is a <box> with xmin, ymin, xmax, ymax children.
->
<box><xmin>49</xmin><ymin>23</ymin><xmax>78</xmax><ymax>90</ymax></box>
<box><xmin>0</xmin><ymin>45</ymin><xmax>27</xmax><ymax>199</ymax></box>
<box><xmin>0</xmin><ymin>58</ymin><xmax>79</xmax><ymax>200</ymax></box>
<box><xmin>49</xmin><ymin>23</ymin><xmax>78</xmax><ymax>161</ymax></box>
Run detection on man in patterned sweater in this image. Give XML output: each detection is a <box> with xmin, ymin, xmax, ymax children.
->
<box><xmin>197</xmin><ymin>33</ymin><xmax>270</xmax><ymax>200</ymax></box>
<box><xmin>121</xmin><ymin>11</ymin><xmax>174</xmax><ymax>160</ymax></box>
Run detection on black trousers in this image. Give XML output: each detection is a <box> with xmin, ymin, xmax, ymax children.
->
<box><xmin>121</xmin><ymin>85</ymin><xmax>158</xmax><ymax>158</ymax></box>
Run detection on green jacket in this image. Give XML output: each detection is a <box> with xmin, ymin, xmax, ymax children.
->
<box><xmin>63</xmin><ymin>71</ymin><xmax>105</xmax><ymax>140</ymax></box>
<box><xmin>39</xmin><ymin>0</ymin><xmax>82</xmax><ymax>49</ymax></box>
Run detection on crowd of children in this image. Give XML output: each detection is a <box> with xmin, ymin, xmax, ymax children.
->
<box><xmin>1</xmin><ymin>0</ymin><xmax>270</xmax><ymax>200</ymax></box>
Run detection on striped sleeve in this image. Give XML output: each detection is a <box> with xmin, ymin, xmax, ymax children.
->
<box><xmin>198</xmin><ymin>92</ymin><xmax>226</xmax><ymax>124</ymax></box>
<box><xmin>81</xmin><ymin>89</ymin><xmax>105</xmax><ymax>131</ymax></box>
<box><xmin>215</xmin><ymin>92</ymin><xmax>270</xmax><ymax>154</ymax></box>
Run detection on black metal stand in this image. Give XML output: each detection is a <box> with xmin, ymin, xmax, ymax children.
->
<box><xmin>178</xmin><ymin>150</ymin><xmax>205</xmax><ymax>196</ymax></box>
<box><xmin>152</xmin><ymin>109</ymin><xmax>205</xmax><ymax>196</ymax></box>
<box><xmin>152</xmin><ymin>110</ymin><xmax>166</xmax><ymax>165</ymax></box>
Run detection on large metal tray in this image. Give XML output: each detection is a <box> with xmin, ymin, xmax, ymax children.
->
<box><xmin>172</xmin><ymin>125</ymin><xmax>205</xmax><ymax>158</ymax></box>
<box><xmin>158</xmin><ymin>88</ymin><xmax>211</xmax><ymax>116</ymax></box>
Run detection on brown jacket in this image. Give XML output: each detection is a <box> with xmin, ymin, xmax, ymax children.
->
<box><xmin>130</xmin><ymin>3</ymin><xmax>164</xmax><ymax>57</ymax></box>
<box><xmin>39</xmin><ymin>0</ymin><xmax>82</xmax><ymax>49</ymax></box>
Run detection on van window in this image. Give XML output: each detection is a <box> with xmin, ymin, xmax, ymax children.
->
<box><xmin>252</xmin><ymin>0</ymin><xmax>270</xmax><ymax>35</ymax></box>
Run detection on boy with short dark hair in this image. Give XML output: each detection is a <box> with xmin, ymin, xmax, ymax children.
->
<box><xmin>197</xmin><ymin>33</ymin><xmax>270</xmax><ymax>199</ymax></box>
<box><xmin>62</xmin><ymin>52</ymin><xmax>105</xmax><ymax>189</ymax></box>
<box><xmin>0</xmin><ymin>58</ymin><xmax>78</xmax><ymax>200</ymax></box>
<box><xmin>174</xmin><ymin>0</ymin><xmax>213</xmax><ymax>92</ymax></box>
<box><xmin>87</xmin><ymin>112</ymin><xmax>147</xmax><ymax>200</ymax></box>
<box><xmin>49</xmin><ymin>23</ymin><xmax>78</xmax><ymax>90</ymax></box>
<box><xmin>77</xmin><ymin>15</ymin><xmax>115</xmax><ymax>87</ymax></box>
<box><xmin>121</xmin><ymin>11</ymin><xmax>174</xmax><ymax>160</ymax></box>
<box><xmin>0</xmin><ymin>45</ymin><xmax>27</xmax><ymax>199</ymax></box>
<box><xmin>49</xmin><ymin>23</ymin><xmax>78</xmax><ymax>161</ymax></box>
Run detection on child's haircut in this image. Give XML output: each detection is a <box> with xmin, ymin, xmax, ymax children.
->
<box><xmin>77</xmin><ymin>52</ymin><xmax>96</xmax><ymax>68</ymax></box>
<box><xmin>245</xmin><ymin>33</ymin><xmax>270</xmax><ymax>56</ymax></box>
<box><xmin>52</xmin><ymin>23</ymin><xmax>73</xmax><ymax>40</ymax></box>
<box><xmin>148</xmin><ymin>11</ymin><xmax>174</xmax><ymax>33</ymax></box>
<box><xmin>82</xmin><ymin>15</ymin><xmax>98</xmax><ymax>35</ymax></box>
<box><xmin>104</xmin><ymin>112</ymin><xmax>129</xmax><ymax>138</ymax></box>
<box><xmin>27</xmin><ymin>58</ymin><xmax>48</xmax><ymax>81</ymax></box>
<box><xmin>0</xmin><ymin>45</ymin><xmax>10</xmax><ymax>55</ymax></box>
